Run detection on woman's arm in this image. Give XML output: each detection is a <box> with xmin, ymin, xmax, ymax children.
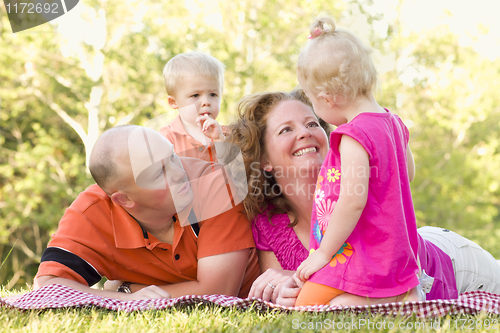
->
<box><xmin>248</xmin><ymin>250</ymin><xmax>295</xmax><ymax>302</ymax></box>
<box><xmin>296</xmin><ymin>135</ymin><xmax>369</xmax><ymax>281</ymax></box>
<box><xmin>258</xmin><ymin>249</ymin><xmax>282</xmax><ymax>272</ymax></box>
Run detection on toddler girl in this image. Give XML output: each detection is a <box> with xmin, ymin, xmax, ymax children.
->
<box><xmin>295</xmin><ymin>15</ymin><xmax>420</xmax><ymax>306</ymax></box>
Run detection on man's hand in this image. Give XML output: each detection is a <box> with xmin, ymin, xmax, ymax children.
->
<box><xmin>121</xmin><ymin>285</ymin><xmax>171</xmax><ymax>301</ymax></box>
<box><xmin>103</xmin><ymin>279</ymin><xmax>123</xmax><ymax>291</ymax></box>
<box><xmin>196</xmin><ymin>115</ymin><xmax>224</xmax><ymax>141</ymax></box>
<box><xmin>248</xmin><ymin>268</ymin><xmax>294</xmax><ymax>303</ymax></box>
<box><xmin>295</xmin><ymin>248</ymin><xmax>331</xmax><ymax>281</ymax></box>
<box><xmin>34</xmin><ymin>275</ymin><xmax>170</xmax><ymax>301</ymax></box>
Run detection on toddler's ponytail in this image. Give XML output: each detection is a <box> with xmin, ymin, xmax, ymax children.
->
<box><xmin>308</xmin><ymin>15</ymin><xmax>336</xmax><ymax>39</ymax></box>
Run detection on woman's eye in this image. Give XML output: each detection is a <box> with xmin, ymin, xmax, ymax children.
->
<box><xmin>279</xmin><ymin>127</ymin><xmax>291</xmax><ymax>135</ymax></box>
<box><xmin>191</xmin><ymin>94</ymin><xmax>199</xmax><ymax>98</ymax></box>
<box><xmin>307</xmin><ymin>122</ymin><xmax>319</xmax><ymax>128</ymax></box>
<box><xmin>210</xmin><ymin>93</ymin><xmax>218</xmax><ymax>97</ymax></box>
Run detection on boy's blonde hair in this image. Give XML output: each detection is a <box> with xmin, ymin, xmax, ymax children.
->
<box><xmin>163</xmin><ymin>52</ymin><xmax>225</xmax><ymax>96</ymax></box>
<box><xmin>297</xmin><ymin>15</ymin><xmax>378</xmax><ymax>104</ymax></box>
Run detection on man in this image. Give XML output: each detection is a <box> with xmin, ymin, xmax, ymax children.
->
<box><xmin>34</xmin><ymin>125</ymin><xmax>259</xmax><ymax>300</ymax></box>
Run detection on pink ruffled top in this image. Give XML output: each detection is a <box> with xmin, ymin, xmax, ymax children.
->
<box><xmin>252</xmin><ymin>210</ymin><xmax>308</xmax><ymax>271</ymax></box>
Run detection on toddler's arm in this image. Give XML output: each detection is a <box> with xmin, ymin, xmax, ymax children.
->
<box><xmin>406</xmin><ymin>143</ymin><xmax>415</xmax><ymax>182</ymax></box>
<box><xmin>296</xmin><ymin>135</ymin><xmax>369</xmax><ymax>281</ymax></box>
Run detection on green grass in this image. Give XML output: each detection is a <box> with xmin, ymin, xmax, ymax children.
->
<box><xmin>2</xmin><ymin>288</ymin><xmax>500</xmax><ymax>332</ymax></box>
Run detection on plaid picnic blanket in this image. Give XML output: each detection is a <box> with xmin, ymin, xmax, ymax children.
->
<box><xmin>1</xmin><ymin>284</ymin><xmax>499</xmax><ymax>317</ymax></box>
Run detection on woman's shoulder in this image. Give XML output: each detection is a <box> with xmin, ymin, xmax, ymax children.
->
<box><xmin>253</xmin><ymin>208</ymin><xmax>291</xmax><ymax>229</ymax></box>
<box><xmin>253</xmin><ymin>208</ymin><xmax>295</xmax><ymax>244</ymax></box>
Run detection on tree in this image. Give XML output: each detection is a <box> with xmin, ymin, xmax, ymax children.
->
<box><xmin>377</xmin><ymin>16</ymin><xmax>500</xmax><ymax>257</ymax></box>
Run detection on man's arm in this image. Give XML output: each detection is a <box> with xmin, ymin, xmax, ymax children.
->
<box><xmin>34</xmin><ymin>275</ymin><xmax>171</xmax><ymax>300</ymax></box>
<box><xmin>127</xmin><ymin>249</ymin><xmax>250</xmax><ymax>298</ymax></box>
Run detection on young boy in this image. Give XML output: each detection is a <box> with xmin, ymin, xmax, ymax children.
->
<box><xmin>160</xmin><ymin>52</ymin><xmax>227</xmax><ymax>162</ymax></box>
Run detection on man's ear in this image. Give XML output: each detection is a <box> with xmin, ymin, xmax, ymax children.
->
<box><xmin>168</xmin><ymin>96</ymin><xmax>179</xmax><ymax>109</ymax></box>
<box><xmin>317</xmin><ymin>91</ymin><xmax>336</xmax><ymax>109</ymax></box>
<box><xmin>110</xmin><ymin>191</ymin><xmax>135</xmax><ymax>209</ymax></box>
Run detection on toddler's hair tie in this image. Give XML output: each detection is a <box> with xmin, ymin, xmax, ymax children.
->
<box><xmin>308</xmin><ymin>28</ymin><xmax>327</xmax><ymax>39</ymax></box>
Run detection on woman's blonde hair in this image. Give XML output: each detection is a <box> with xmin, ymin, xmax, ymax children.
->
<box><xmin>297</xmin><ymin>14</ymin><xmax>378</xmax><ymax>104</ymax></box>
<box><xmin>228</xmin><ymin>89</ymin><xmax>331</xmax><ymax>226</ymax></box>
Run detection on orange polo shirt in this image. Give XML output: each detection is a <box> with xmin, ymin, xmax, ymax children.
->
<box><xmin>36</xmin><ymin>158</ymin><xmax>258</xmax><ymax>298</ymax></box>
<box><xmin>159</xmin><ymin>115</ymin><xmax>229</xmax><ymax>162</ymax></box>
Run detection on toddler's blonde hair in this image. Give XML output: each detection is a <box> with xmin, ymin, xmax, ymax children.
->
<box><xmin>297</xmin><ymin>14</ymin><xmax>378</xmax><ymax>104</ymax></box>
<box><xmin>163</xmin><ymin>52</ymin><xmax>225</xmax><ymax>96</ymax></box>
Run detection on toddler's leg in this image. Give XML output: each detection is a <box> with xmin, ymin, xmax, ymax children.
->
<box><xmin>329</xmin><ymin>287</ymin><xmax>420</xmax><ymax>306</ymax></box>
<box><xmin>295</xmin><ymin>281</ymin><xmax>344</xmax><ymax>307</ymax></box>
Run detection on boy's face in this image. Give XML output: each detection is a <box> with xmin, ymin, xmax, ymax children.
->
<box><xmin>168</xmin><ymin>76</ymin><xmax>221</xmax><ymax>126</ymax></box>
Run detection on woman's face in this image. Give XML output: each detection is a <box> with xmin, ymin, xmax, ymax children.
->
<box><xmin>262</xmin><ymin>100</ymin><xmax>328</xmax><ymax>179</ymax></box>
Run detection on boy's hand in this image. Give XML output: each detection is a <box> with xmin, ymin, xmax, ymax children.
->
<box><xmin>196</xmin><ymin>115</ymin><xmax>225</xmax><ymax>141</ymax></box>
<box><xmin>295</xmin><ymin>248</ymin><xmax>331</xmax><ymax>281</ymax></box>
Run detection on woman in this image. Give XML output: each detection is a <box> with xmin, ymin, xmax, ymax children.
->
<box><xmin>229</xmin><ymin>90</ymin><xmax>500</xmax><ymax>306</ymax></box>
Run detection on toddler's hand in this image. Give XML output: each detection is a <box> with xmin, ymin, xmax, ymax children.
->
<box><xmin>196</xmin><ymin>115</ymin><xmax>225</xmax><ymax>141</ymax></box>
<box><xmin>295</xmin><ymin>249</ymin><xmax>331</xmax><ymax>281</ymax></box>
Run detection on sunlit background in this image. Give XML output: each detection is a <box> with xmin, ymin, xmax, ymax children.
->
<box><xmin>1</xmin><ymin>0</ymin><xmax>500</xmax><ymax>289</ymax></box>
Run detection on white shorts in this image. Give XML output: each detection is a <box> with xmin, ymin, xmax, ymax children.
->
<box><xmin>419</xmin><ymin>226</ymin><xmax>500</xmax><ymax>295</ymax></box>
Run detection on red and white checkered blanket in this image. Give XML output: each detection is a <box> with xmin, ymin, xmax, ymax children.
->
<box><xmin>1</xmin><ymin>284</ymin><xmax>499</xmax><ymax>317</ymax></box>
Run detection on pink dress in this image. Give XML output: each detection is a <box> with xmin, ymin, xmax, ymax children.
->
<box><xmin>308</xmin><ymin>110</ymin><xmax>420</xmax><ymax>297</ymax></box>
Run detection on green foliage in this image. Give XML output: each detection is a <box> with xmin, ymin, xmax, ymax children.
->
<box><xmin>377</xmin><ymin>23</ymin><xmax>500</xmax><ymax>257</ymax></box>
<box><xmin>0</xmin><ymin>241</ymin><xmax>16</xmax><ymax>271</ymax></box>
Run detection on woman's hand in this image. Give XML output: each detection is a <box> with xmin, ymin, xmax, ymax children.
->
<box><xmin>274</xmin><ymin>276</ymin><xmax>303</xmax><ymax>307</ymax></box>
<box><xmin>248</xmin><ymin>268</ymin><xmax>294</xmax><ymax>303</ymax></box>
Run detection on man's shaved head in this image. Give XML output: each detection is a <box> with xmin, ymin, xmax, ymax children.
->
<box><xmin>89</xmin><ymin>125</ymin><xmax>137</xmax><ymax>193</ymax></box>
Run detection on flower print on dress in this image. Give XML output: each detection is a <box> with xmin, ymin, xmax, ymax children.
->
<box><xmin>312</xmin><ymin>220</ymin><xmax>323</xmax><ymax>244</ymax></box>
<box><xmin>316</xmin><ymin>199</ymin><xmax>336</xmax><ymax>231</ymax></box>
<box><xmin>313</xmin><ymin>175</ymin><xmax>324</xmax><ymax>201</ymax></box>
<box><xmin>330</xmin><ymin>243</ymin><xmax>353</xmax><ymax>267</ymax></box>
<box><xmin>314</xmin><ymin>189</ymin><xmax>325</xmax><ymax>205</ymax></box>
<box><xmin>327</xmin><ymin>167</ymin><xmax>341</xmax><ymax>182</ymax></box>
<box><xmin>308</xmin><ymin>243</ymin><xmax>353</xmax><ymax>268</ymax></box>
<box><xmin>315</xmin><ymin>175</ymin><xmax>324</xmax><ymax>191</ymax></box>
